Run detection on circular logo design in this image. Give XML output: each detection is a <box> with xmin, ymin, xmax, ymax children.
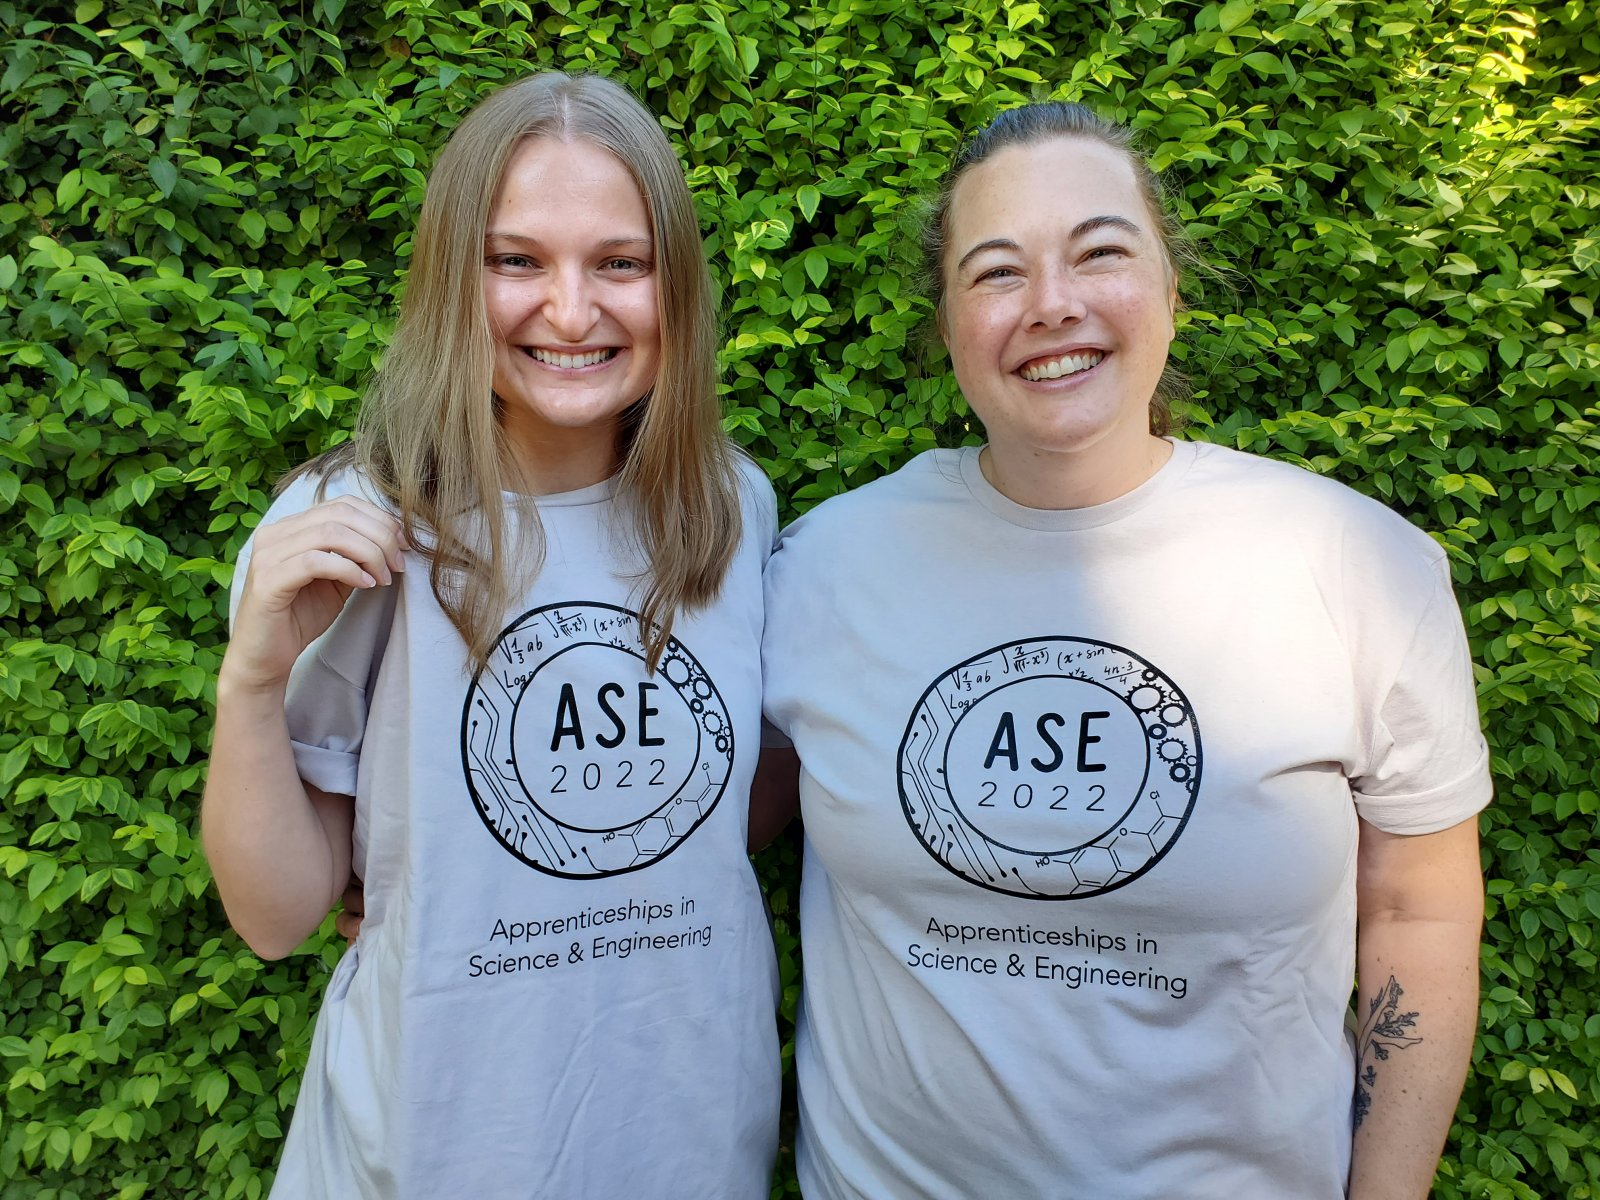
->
<box><xmin>461</xmin><ymin>602</ymin><xmax>732</xmax><ymax>878</ymax></box>
<box><xmin>898</xmin><ymin>637</ymin><xmax>1201</xmax><ymax>899</ymax></box>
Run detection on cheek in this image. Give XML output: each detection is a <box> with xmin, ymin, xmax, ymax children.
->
<box><xmin>605</xmin><ymin>281</ymin><xmax>660</xmax><ymax>353</ymax></box>
<box><xmin>943</xmin><ymin>321</ymin><xmax>985</xmax><ymax>391</ymax></box>
<box><xmin>482</xmin><ymin>280</ymin><xmax>521</xmax><ymax>336</ymax></box>
<box><xmin>632</xmin><ymin>305</ymin><xmax>662</xmax><ymax>352</ymax></box>
<box><xmin>1105</xmin><ymin>279</ymin><xmax>1175</xmax><ymax>345</ymax></box>
<box><xmin>946</xmin><ymin>295</ymin><xmax>1010</xmax><ymax>361</ymax></box>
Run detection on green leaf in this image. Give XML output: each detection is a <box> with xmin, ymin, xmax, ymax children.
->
<box><xmin>796</xmin><ymin>185</ymin><xmax>820</xmax><ymax>222</ymax></box>
<box><xmin>226</xmin><ymin>1061</ymin><xmax>264</xmax><ymax>1093</ymax></box>
<box><xmin>803</xmin><ymin>250</ymin><xmax>828</xmax><ymax>288</ymax></box>
<box><xmin>239</xmin><ymin>210</ymin><xmax>267</xmax><ymax>243</ymax></box>
<box><xmin>27</xmin><ymin>859</ymin><xmax>54</xmax><ymax>901</ymax></box>
<box><xmin>1218</xmin><ymin>0</ymin><xmax>1255</xmax><ymax>32</ymax></box>
<box><xmin>103</xmin><ymin>934</ymin><xmax>143</xmax><ymax>956</ymax></box>
<box><xmin>150</xmin><ymin>158</ymin><xmax>178</xmax><ymax>198</ymax></box>
<box><xmin>57</xmin><ymin>169</ymin><xmax>86</xmax><ymax>210</ymax></box>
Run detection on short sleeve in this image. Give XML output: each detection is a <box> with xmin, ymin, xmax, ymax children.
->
<box><xmin>735</xmin><ymin>453</ymin><xmax>780</xmax><ymax>559</ymax></box>
<box><xmin>760</xmin><ymin>519</ymin><xmax>807</xmax><ymax>742</ymax></box>
<box><xmin>745</xmin><ymin>458</ymin><xmax>790</xmax><ymax>748</ymax></box>
<box><xmin>228</xmin><ymin>471</ymin><xmax>396</xmax><ymax>797</ymax></box>
<box><xmin>1350</xmin><ymin>557</ymin><xmax>1492</xmax><ymax>834</ymax></box>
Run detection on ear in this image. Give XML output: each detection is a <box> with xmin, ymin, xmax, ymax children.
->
<box><xmin>935</xmin><ymin>299</ymin><xmax>950</xmax><ymax>344</ymax></box>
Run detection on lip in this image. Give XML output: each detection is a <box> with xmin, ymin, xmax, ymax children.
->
<box><xmin>1014</xmin><ymin>346</ymin><xmax>1108</xmax><ymax>383</ymax></box>
<box><xmin>519</xmin><ymin>345</ymin><xmax>624</xmax><ymax>371</ymax></box>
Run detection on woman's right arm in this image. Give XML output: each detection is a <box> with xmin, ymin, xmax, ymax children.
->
<box><xmin>202</xmin><ymin>496</ymin><xmax>406</xmax><ymax>960</ymax></box>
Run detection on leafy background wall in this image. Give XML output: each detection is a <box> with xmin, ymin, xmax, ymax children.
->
<box><xmin>1</xmin><ymin>0</ymin><xmax>1596</xmax><ymax>1195</ymax></box>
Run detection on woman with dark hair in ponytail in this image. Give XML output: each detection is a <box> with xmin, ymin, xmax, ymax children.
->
<box><xmin>763</xmin><ymin>102</ymin><xmax>1487</xmax><ymax>1199</ymax></box>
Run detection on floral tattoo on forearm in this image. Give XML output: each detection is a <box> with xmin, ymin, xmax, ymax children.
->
<box><xmin>1353</xmin><ymin>975</ymin><xmax>1424</xmax><ymax>1129</ymax></box>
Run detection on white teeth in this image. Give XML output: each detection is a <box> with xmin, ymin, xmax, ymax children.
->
<box><xmin>525</xmin><ymin>347</ymin><xmax>616</xmax><ymax>368</ymax></box>
<box><xmin>1020</xmin><ymin>351</ymin><xmax>1104</xmax><ymax>382</ymax></box>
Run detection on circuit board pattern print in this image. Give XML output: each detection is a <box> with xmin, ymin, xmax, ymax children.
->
<box><xmin>462</xmin><ymin>602</ymin><xmax>732</xmax><ymax>878</ymax></box>
<box><xmin>898</xmin><ymin>636</ymin><xmax>1201</xmax><ymax>899</ymax></box>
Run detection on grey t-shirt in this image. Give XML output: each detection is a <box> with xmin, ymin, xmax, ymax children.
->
<box><xmin>235</xmin><ymin>461</ymin><xmax>780</xmax><ymax>1199</ymax></box>
<box><xmin>763</xmin><ymin>440</ymin><xmax>1490</xmax><ymax>1199</ymax></box>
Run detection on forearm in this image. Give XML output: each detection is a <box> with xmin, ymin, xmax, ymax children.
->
<box><xmin>1348</xmin><ymin>911</ymin><xmax>1480</xmax><ymax>1200</ymax></box>
<box><xmin>747</xmin><ymin>745</ymin><xmax>800</xmax><ymax>853</ymax></box>
<box><xmin>202</xmin><ymin>668</ymin><xmax>351</xmax><ymax>959</ymax></box>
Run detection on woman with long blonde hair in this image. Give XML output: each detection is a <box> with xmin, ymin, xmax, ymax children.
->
<box><xmin>204</xmin><ymin>72</ymin><xmax>785</xmax><ymax>1198</ymax></box>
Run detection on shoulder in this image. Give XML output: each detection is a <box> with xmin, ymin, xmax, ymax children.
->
<box><xmin>1180</xmin><ymin>443</ymin><xmax>1456</xmax><ymax>639</ymax></box>
<box><xmin>775</xmin><ymin>449</ymin><xmax>957</xmax><ymax>552</ymax></box>
<box><xmin>261</xmin><ymin>460</ymin><xmax>393</xmax><ymax>526</ymax></box>
<box><xmin>731</xmin><ymin>450</ymin><xmax>777</xmax><ymax>513</ymax></box>
<box><xmin>729</xmin><ymin>451</ymin><xmax>779</xmax><ymax>548</ymax></box>
<box><xmin>1185</xmin><ymin>441</ymin><xmax>1445</xmax><ymax>571</ymax></box>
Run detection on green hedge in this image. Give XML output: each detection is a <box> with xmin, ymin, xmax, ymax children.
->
<box><xmin>2</xmin><ymin>0</ymin><xmax>1597</xmax><ymax>1195</ymax></box>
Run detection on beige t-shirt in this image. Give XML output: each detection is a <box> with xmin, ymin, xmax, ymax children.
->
<box><xmin>234</xmin><ymin>461</ymin><xmax>781</xmax><ymax>1199</ymax></box>
<box><xmin>764</xmin><ymin>439</ymin><xmax>1490</xmax><ymax>1199</ymax></box>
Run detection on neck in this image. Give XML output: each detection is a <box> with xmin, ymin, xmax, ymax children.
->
<box><xmin>980</xmin><ymin>431</ymin><xmax>1172</xmax><ymax>510</ymax></box>
<box><xmin>502</xmin><ymin>426</ymin><xmax>622</xmax><ymax>496</ymax></box>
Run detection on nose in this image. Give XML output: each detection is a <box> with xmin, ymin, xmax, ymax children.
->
<box><xmin>542</xmin><ymin>266</ymin><xmax>596</xmax><ymax>340</ymax></box>
<box><xmin>1027</xmin><ymin>264</ymin><xmax>1086</xmax><ymax>328</ymax></box>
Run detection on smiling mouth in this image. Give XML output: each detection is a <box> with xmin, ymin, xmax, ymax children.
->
<box><xmin>1019</xmin><ymin>350</ymin><xmax>1105</xmax><ymax>382</ymax></box>
<box><xmin>522</xmin><ymin>347</ymin><xmax>620</xmax><ymax>368</ymax></box>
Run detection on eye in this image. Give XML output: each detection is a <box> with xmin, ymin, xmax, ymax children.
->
<box><xmin>975</xmin><ymin>265</ymin><xmax>1019</xmax><ymax>282</ymax></box>
<box><xmin>1083</xmin><ymin>245</ymin><xmax>1129</xmax><ymax>262</ymax></box>
<box><xmin>602</xmin><ymin>256</ymin><xmax>652</xmax><ymax>274</ymax></box>
<box><xmin>487</xmin><ymin>253</ymin><xmax>536</xmax><ymax>270</ymax></box>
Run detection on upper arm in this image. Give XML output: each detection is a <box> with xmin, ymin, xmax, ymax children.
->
<box><xmin>307</xmin><ymin>782</ymin><xmax>357</xmax><ymax>909</ymax></box>
<box><xmin>1356</xmin><ymin>814</ymin><xmax>1483</xmax><ymax>927</ymax></box>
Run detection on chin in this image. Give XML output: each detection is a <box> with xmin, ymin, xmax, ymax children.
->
<box><xmin>1020</xmin><ymin>422</ymin><xmax>1125</xmax><ymax>456</ymax></box>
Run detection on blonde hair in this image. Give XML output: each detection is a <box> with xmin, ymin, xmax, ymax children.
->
<box><xmin>292</xmin><ymin>72</ymin><xmax>740</xmax><ymax>670</ymax></box>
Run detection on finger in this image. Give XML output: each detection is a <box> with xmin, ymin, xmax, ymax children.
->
<box><xmin>334</xmin><ymin>909</ymin><xmax>362</xmax><ymax>945</ymax></box>
<box><xmin>263</xmin><ymin>524</ymin><xmax>399</xmax><ymax>588</ymax></box>
<box><xmin>318</xmin><ymin>498</ymin><xmax>411</xmax><ymax>569</ymax></box>
<box><xmin>275</xmin><ymin>505</ymin><xmax>404</xmax><ymax>571</ymax></box>
<box><xmin>334</xmin><ymin>877</ymin><xmax>365</xmax><ymax>946</ymax></box>
<box><xmin>340</xmin><ymin>880</ymin><xmax>365</xmax><ymax>914</ymax></box>
<box><xmin>260</xmin><ymin>499</ymin><xmax>409</xmax><ymax>576</ymax></box>
<box><xmin>247</xmin><ymin>547</ymin><xmax>380</xmax><ymax>600</ymax></box>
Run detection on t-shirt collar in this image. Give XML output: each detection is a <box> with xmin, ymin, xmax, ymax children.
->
<box><xmin>957</xmin><ymin>438</ymin><xmax>1196</xmax><ymax>531</ymax></box>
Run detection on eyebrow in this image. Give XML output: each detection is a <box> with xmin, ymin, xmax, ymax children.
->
<box><xmin>953</xmin><ymin>214</ymin><xmax>1143</xmax><ymax>276</ymax></box>
<box><xmin>484</xmin><ymin>233</ymin><xmax>654</xmax><ymax>251</ymax></box>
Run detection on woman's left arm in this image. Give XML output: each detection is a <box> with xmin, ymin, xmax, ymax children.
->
<box><xmin>1348</xmin><ymin>814</ymin><xmax>1483</xmax><ymax>1200</ymax></box>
